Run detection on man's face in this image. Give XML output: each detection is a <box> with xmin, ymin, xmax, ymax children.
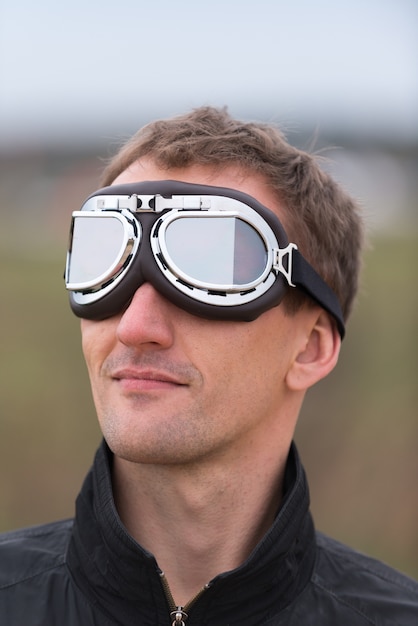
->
<box><xmin>81</xmin><ymin>161</ymin><xmax>311</xmax><ymax>466</ymax></box>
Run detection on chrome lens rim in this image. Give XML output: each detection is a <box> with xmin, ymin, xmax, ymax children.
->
<box><xmin>65</xmin><ymin>209</ymin><xmax>140</xmax><ymax>304</ymax></box>
<box><xmin>151</xmin><ymin>204</ymin><xmax>279</xmax><ymax>306</ymax></box>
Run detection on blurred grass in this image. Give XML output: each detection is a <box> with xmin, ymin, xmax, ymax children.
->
<box><xmin>0</xmin><ymin>235</ymin><xmax>417</xmax><ymax>579</ymax></box>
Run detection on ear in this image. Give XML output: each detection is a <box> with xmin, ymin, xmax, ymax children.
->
<box><xmin>286</xmin><ymin>311</ymin><xmax>341</xmax><ymax>392</ymax></box>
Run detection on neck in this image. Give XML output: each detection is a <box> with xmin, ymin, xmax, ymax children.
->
<box><xmin>112</xmin><ymin>449</ymin><xmax>288</xmax><ymax>607</ymax></box>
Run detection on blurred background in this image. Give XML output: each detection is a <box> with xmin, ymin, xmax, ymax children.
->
<box><xmin>0</xmin><ymin>0</ymin><xmax>417</xmax><ymax>578</ymax></box>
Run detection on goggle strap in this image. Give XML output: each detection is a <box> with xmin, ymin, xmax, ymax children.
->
<box><xmin>291</xmin><ymin>249</ymin><xmax>345</xmax><ymax>339</ymax></box>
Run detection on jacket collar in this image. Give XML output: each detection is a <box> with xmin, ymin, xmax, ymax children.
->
<box><xmin>67</xmin><ymin>440</ymin><xmax>316</xmax><ymax>624</ymax></box>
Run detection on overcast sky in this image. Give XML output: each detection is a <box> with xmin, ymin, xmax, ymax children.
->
<box><xmin>1</xmin><ymin>0</ymin><xmax>417</xmax><ymax>149</ymax></box>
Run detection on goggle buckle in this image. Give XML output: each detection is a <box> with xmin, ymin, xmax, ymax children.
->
<box><xmin>273</xmin><ymin>243</ymin><xmax>297</xmax><ymax>287</ymax></box>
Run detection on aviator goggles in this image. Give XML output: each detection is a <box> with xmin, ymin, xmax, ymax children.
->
<box><xmin>65</xmin><ymin>180</ymin><xmax>345</xmax><ymax>337</ymax></box>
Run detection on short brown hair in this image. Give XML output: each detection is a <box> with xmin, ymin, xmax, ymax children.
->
<box><xmin>101</xmin><ymin>106</ymin><xmax>364</xmax><ymax>321</ymax></box>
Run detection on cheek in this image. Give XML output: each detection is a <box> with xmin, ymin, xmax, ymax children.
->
<box><xmin>80</xmin><ymin>319</ymin><xmax>117</xmax><ymax>374</ymax></box>
<box><xmin>191</xmin><ymin>325</ymin><xmax>289</xmax><ymax>440</ymax></box>
<box><xmin>194</xmin><ymin>321</ymin><xmax>285</xmax><ymax>397</ymax></box>
<box><xmin>217</xmin><ymin>317</ymin><xmax>295</xmax><ymax>391</ymax></box>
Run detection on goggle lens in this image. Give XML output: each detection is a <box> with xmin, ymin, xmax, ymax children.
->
<box><xmin>67</xmin><ymin>213</ymin><xmax>133</xmax><ymax>288</ymax></box>
<box><xmin>163</xmin><ymin>216</ymin><xmax>267</xmax><ymax>287</ymax></box>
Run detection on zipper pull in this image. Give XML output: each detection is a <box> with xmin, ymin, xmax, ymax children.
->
<box><xmin>170</xmin><ymin>607</ymin><xmax>188</xmax><ymax>625</ymax></box>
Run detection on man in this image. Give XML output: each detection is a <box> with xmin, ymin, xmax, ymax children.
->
<box><xmin>1</xmin><ymin>107</ymin><xmax>417</xmax><ymax>624</ymax></box>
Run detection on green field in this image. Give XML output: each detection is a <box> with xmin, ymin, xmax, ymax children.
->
<box><xmin>0</xmin><ymin>235</ymin><xmax>417</xmax><ymax>579</ymax></box>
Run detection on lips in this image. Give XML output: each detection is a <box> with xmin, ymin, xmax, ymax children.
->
<box><xmin>112</xmin><ymin>368</ymin><xmax>187</xmax><ymax>392</ymax></box>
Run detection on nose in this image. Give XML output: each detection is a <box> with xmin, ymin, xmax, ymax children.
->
<box><xmin>116</xmin><ymin>283</ymin><xmax>175</xmax><ymax>349</ymax></box>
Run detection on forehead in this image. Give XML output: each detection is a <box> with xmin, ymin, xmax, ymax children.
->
<box><xmin>112</xmin><ymin>159</ymin><xmax>286</xmax><ymax>222</ymax></box>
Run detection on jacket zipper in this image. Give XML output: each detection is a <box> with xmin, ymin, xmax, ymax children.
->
<box><xmin>159</xmin><ymin>571</ymin><xmax>210</xmax><ymax>625</ymax></box>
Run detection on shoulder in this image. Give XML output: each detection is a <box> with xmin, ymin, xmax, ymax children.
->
<box><xmin>311</xmin><ymin>531</ymin><xmax>418</xmax><ymax>624</ymax></box>
<box><xmin>0</xmin><ymin>519</ymin><xmax>73</xmax><ymax>589</ymax></box>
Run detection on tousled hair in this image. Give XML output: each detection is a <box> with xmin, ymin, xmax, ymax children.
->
<box><xmin>101</xmin><ymin>106</ymin><xmax>364</xmax><ymax>321</ymax></box>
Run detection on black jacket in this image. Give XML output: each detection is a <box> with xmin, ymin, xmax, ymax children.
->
<box><xmin>1</xmin><ymin>441</ymin><xmax>417</xmax><ymax>625</ymax></box>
